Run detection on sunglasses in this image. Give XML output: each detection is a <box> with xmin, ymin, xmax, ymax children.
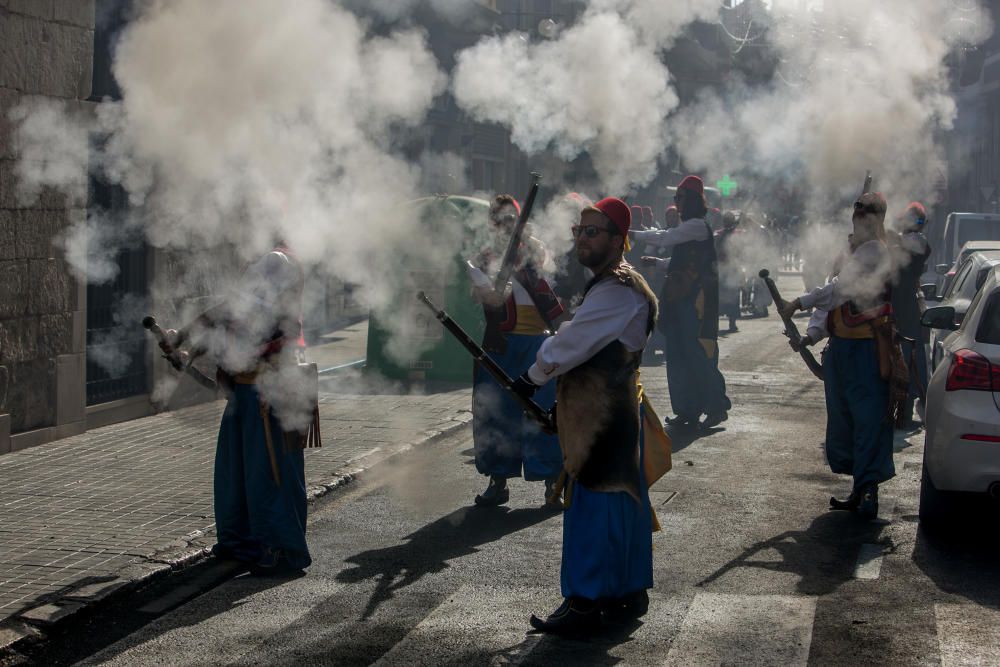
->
<box><xmin>853</xmin><ymin>201</ymin><xmax>882</xmax><ymax>215</ymax></box>
<box><xmin>491</xmin><ymin>213</ymin><xmax>518</xmax><ymax>225</ymax></box>
<box><xmin>572</xmin><ymin>224</ymin><xmax>613</xmax><ymax>239</ymax></box>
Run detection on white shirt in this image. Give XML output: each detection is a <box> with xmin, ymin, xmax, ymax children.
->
<box><xmin>806</xmin><ymin>307</ymin><xmax>829</xmax><ymax>343</ymax></box>
<box><xmin>798</xmin><ymin>240</ymin><xmax>891</xmax><ymax>312</ymax></box>
<box><xmin>630</xmin><ymin>218</ymin><xmax>710</xmax><ymax>249</ymax></box>
<box><xmin>466</xmin><ymin>262</ymin><xmax>537</xmax><ymax>306</ymax></box>
<box><xmin>527</xmin><ymin>278</ymin><xmax>650</xmax><ymax>385</ymax></box>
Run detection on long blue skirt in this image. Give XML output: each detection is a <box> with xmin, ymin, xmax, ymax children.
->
<box><xmin>823</xmin><ymin>337</ymin><xmax>895</xmax><ymax>489</ymax></box>
<box><xmin>473</xmin><ymin>333</ymin><xmax>561</xmax><ymax>481</ymax></box>
<box><xmin>561</xmin><ymin>409</ymin><xmax>653</xmax><ymax>600</ymax></box>
<box><xmin>662</xmin><ymin>298</ymin><xmax>731</xmax><ymax>419</ymax></box>
<box><xmin>214</xmin><ymin>383</ymin><xmax>311</xmax><ymax>569</ymax></box>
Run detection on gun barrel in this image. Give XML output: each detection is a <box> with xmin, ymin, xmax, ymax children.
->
<box><xmin>416</xmin><ymin>291</ymin><xmax>553</xmax><ymax>430</ymax></box>
<box><xmin>493</xmin><ymin>173</ymin><xmax>542</xmax><ymax>291</ymax></box>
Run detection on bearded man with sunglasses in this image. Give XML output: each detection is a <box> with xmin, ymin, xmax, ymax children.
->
<box><xmin>509</xmin><ymin>197</ymin><xmax>660</xmax><ymax>634</ymax></box>
<box><xmin>630</xmin><ymin>175</ymin><xmax>731</xmax><ymax>430</ymax></box>
<box><xmin>466</xmin><ymin>194</ymin><xmax>565</xmax><ymax>507</ymax></box>
<box><xmin>779</xmin><ymin>192</ymin><xmax>897</xmax><ymax>520</ymax></box>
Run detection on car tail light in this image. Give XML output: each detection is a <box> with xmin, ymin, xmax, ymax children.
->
<box><xmin>945</xmin><ymin>349</ymin><xmax>1000</xmax><ymax>391</ymax></box>
<box><xmin>960</xmin><ymin>434</ymin><xmax>1000</xmax><ymax>442</ymax></box>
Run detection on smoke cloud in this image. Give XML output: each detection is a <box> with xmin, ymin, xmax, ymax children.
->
<box><xmin>670</xmin><ymin>0</ymin><xmax>992</xmax><ymax>215</ymax></box>
<box><xmin>452</xmin><ymin>9</ymin><xmax>682</xmax><ymax>194</ymax></box>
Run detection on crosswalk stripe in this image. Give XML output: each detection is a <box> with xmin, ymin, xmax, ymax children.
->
<box><xmin>935</xmin><ymin>603</ymin><xmax>1000</xmax><ymax>667</ymax></box>
<box><xmin>664</xmin><ymin>593</ymin><xmax>816</xmax><ymax>666</ymax></box>
<box><xmin>372</xmin><ymin>584</ymin><xmax>552</xmax><ymax>666</ymax></box>
<box><xmin>853</xmin><ymin>544</ymin><xmax>885</xmax><ymax>580</ymax></box>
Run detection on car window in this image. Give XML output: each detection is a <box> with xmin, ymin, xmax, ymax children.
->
<box><xmin>975</xmin><ymin>290</ymin><xmax>1000</xmax><ymax>342</ymax></box>
<box><xmin>957</xmin><ymin>219</ymin><xmax>1000</xmax><ymax>252</ymax></box>
<box><xmin>946</xmin><ymin>260</ymin><xmax>975</xmax><ymax>299</ymax></box>
<box><xmin>958</xmin><ymin>262</ymin><xmax>988</xmax><ymax>300</ymax></box>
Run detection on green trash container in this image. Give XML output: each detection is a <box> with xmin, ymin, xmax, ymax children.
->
<box><xmin>365</xmin><ymin>195</ymin><xmax>489</xmax><ymax>383</ymax></box>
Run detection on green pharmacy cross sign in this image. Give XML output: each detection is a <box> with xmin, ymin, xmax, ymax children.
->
<box><xmin>716</xmin><ymin>175</ymin><xmax>738</xmax><ymax>197</ymax></box>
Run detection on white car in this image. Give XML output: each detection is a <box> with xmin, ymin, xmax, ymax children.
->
<box><xmin>920</xmin><ymin>265</ymin><xmax>1000</xmax><ymax>526</ymax></box>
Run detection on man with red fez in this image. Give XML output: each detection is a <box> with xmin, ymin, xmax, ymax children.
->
<box><xmin>716</xmin><ymin>210</ymin><xmax>743</xmax><ymax>333</ymax></box>
<box><xmin>466</xmin><ymin>194</ymin><xmax>564</xmax><ymax>507</ymax></box>
<box><xmin>889</xmin><ymin>201</ymin><xmax>931</xmax><ymax>426</ymax></box>
<box><xmin>510</xmin><ymin>197</ymin><xmax>666</xmax><ymax>634</ymax></box>
<box><xmin>664</xmin><ymin>204</ymin><xmax>680</xmax><ymax>230</ymax></box>
<box><xmin>630</xmin><ymin>175</ymin><xmax>731</xmax><ymax>430</ymax></box>
<box><xmin>642</xmin><ymin>206</ymin><xmax>655</xmax><ymax>230</ymax></box>
<box><xmin>630</xmin><ymin>205</ymin><xmax>645</xmax><ymax>229</ymax></box>
<box><xmin>780</xmin><ymin>192</ymin><xmax>897</xmax><ymax>519</ymax></box>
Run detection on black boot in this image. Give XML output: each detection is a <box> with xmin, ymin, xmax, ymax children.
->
<box><xmin>603</xmin><ymin>590</ymin><xmax>649</xmax><ymax>622</ymax></box>
<box><xmin>829</xmin><ymin>487</ymin><xmax>861</xmax><ymax>511</ymax></box>
<box><xmin>530</xmin><ymin>598</ymin><xmax>601</xmax><ymax>635</ymax></box>
<box><xmin>857</xmin><ymin>484</ymin><xmax>879</xmax><ymax>520</ymax></box>
<box><xmin>474</xmin><ymin>476</ymin><xmax>509</xmax><ymax>507</ymax></box>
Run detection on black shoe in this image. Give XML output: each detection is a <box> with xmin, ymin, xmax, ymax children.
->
<box><xmin>665</xmin><ymin>415</ymin><xmax>696</xmax><ymax>428</ymax></box>
<box><xmin>604</xmin><ymin>590</ymin><xmax>649</xmax><ymax>622</ymax></box>
<box><xmin>475</xmin><ymin>476</ymin><xmax>509</xmax><ymax>507</ymax></box>
<box><xmin>530</xmin><ymin>598</ymin><xmax>601</xmax><ymax>635</ymax></box>
<box><xmin>700</xmin><ymin>412</ymin><xmax>728</xmax><ymax>429</ymax></box>
<box><xmin>857</xmin><ymin>484</ymin><xmax>879</xmax><ymax>520</ymax></box>
<box><xmin>829</xmin><ymin>488</ymin><xmax>861</xmax><ymax>511</ymax></box>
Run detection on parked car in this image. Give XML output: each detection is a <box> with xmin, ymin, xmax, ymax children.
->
<box><xmin>927</xmin><ymin>212</ymin><xmax>1000</xmax><ymax>283</ymax></box>
<box><xmin>931</xmin><ymin>240</ymin><xmax>1000</xmax><ymax>297</ymax></box>
<box><xmin>925</xmin><ymin>250</ymin><xmax>1000</xmax><ymax>372</ymax></box>
<box><xmin>919</xmin><ymin>266</ymin><xmax>1000</xmax><ymax>526</ymax></box>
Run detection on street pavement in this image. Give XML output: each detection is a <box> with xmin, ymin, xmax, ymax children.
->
<box><xmin>0</xmin><ymin>319</ymin><xmax>471</xmax><ymax>641</ymax></box>
<box><xmin>5</xmin><ymin>275</ymin><xmax>1000</xmax><ymax>665</ymax></box>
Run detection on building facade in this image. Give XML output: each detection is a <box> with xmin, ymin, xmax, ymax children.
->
<box><xmin>0</xmin><ymin>1</ymin><xmax>95</xmax><ymax>453</ymax></box>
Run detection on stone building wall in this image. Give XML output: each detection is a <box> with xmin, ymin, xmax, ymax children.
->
<box><xmin>0</xmin><ymin>1</ymin><xmax>95</xmax><ymax>451</ymax></box>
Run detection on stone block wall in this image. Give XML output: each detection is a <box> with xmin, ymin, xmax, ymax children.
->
<box><xmin>0</xmin><ymin>0</ymin><xmax>94</xmax><ymax>448</ymax></box>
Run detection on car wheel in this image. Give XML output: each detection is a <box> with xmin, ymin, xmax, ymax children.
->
<box><xmin>919</xmin><ymin>462</ymin><xmax>961</xmax><ymax>529</ymax></box>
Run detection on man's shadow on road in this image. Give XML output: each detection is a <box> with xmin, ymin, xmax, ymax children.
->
<box><xmin>666</xmin><ymin>423</ymin><xmax>725</xmax><ymax>453</ymax></box>
<box><xmin>696</xmin><ymin>510</ymin><xmax>895</xmax><ymax>596</ymax></box>
<box><xmin>336</xmin><ymin>504</ymin><xmax>555</xmax><ymax>620</ymax></box>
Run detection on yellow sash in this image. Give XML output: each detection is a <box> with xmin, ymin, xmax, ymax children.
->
<box><xmin>511</xmin><ymin>305</ymin><xmax>549</xmax><ymax>335</ymax></box>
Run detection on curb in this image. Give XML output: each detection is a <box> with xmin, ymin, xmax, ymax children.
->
<box><xmin>0</xmin><ymin>413</ymin><xmax>472</xmax><ymax>657</ymax></box>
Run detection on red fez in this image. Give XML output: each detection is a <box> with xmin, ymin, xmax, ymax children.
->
<box><xmin>589</xmin><ymin>197</ymin><xmax>631</xmax><ymax>238</ymax></box>
<box><xmin>677</xmin><ymin>175</ymin><xmax>704</xmax><ymax>196</ymax></box>
<box><xmin>630</xmin><ymin>205</ymin><xmax>643</xmax><ymax>227</ymax></box>
<box><xmin>903</xmin><ymin>201</ymin><xmax>927</xmax><ymax>222</ymax></box>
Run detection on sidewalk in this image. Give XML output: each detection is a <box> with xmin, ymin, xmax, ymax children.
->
<box><xmin>0</xmin><ymin>321</ymin><xmax>473</xmax><ymax>641</ymax></box>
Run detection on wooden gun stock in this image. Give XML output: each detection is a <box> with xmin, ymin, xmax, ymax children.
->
<box><xmin>757</xmin><ymin>270</ymin><xmax>824</xmax><ymax>381</ymax></box>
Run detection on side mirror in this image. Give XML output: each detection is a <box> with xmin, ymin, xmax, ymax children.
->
<box><xmin>921</xmin><ymin>283</ymin><xmax>939</xmax><ymax>301</ymax></box>
<box><xmin>935</xmin><ymin>263</ymin><xmax>950</xmax><ymax>275</ymax></box>
<box><xmin>921</xmin><ymin>305</ymin><xmax>959</xmax><ymax>330</ymax></box>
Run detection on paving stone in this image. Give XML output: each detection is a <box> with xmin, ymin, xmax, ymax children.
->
<box><xmin>18</xmin><ymin>600</ymin><xmax>83</xmax><ymax>624</ymax></box>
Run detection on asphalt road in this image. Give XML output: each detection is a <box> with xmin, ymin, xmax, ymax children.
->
<box><xmin>13</xmin><ymin>275</ymin><xmax>1000</xmax><ymax>666</ymax></box>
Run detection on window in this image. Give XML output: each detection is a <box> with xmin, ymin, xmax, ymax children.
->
<box><xmin>974</xmin><ymin>290</ymin><xmax>1000</xmax><ymax>343</ymax></box>
<box><xmin>946</xmin><ymin>259</ymin><xmax>975</xmax><ymax>300</ymax></box>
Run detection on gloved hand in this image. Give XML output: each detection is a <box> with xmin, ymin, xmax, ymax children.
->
<box><xmin>542</xmin><ymin>403</ymin><xmax>558</xmax><ymax>435</ymax></box>
<box><xmin>511</xmin><ymin>372</ymin><xmax>539</xmax><ymax>400</ymax></box>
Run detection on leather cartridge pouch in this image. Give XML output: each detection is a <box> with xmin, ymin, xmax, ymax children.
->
<box><xmin>281</xmin><ymin>362</ymin><xmax>322</xmax><ymax>451</ymax></box>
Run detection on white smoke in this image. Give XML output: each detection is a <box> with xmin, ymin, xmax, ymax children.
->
<box><xmin>9</xmin><ymin>97</ymin><xmax>90</xmax><ymax>207</ymax></box>
<box><xmin>452</xmin><ymin>10</ymin><xmax>682</xmax><ymax>194</ymax></box>
<box><xmin>362</xmin><ymin>0</ymin><xmax>478</xmax><ymax>22</ymax></box>
<box><xmin>670</xmin><ymin>0</ymin><xmax>993</xmax><ymax>215</ymax></box>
